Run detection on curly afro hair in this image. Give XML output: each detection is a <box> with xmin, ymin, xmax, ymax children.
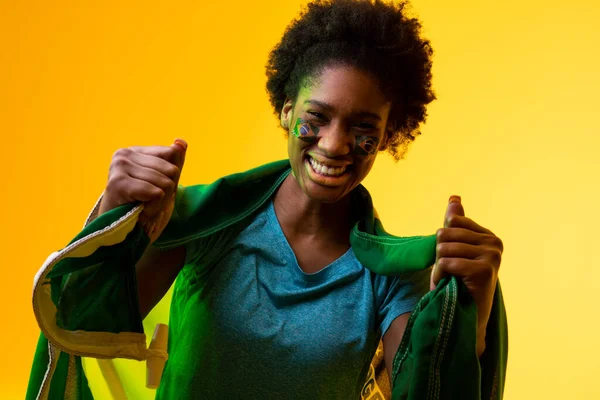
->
<box><xmin>265</xmin><ymin>0</ymin><xmax>435</xmax><ymax>160</ymax></box>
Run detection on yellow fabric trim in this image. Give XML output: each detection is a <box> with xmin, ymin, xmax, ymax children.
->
<box><xmin>65</xmin><ymin>355</ymin><xmax>78</xmax><ymax>400</ymax></box>
<box><xmin>32</xmin><ymin>202</ymin><xmax>147</xmax><ymax>359</ymax></box>
<box><xmin>37</xmin><ymin>342</ymin><xmax>60</xmax><ymax>400</ymax></box>
<box><xmin>84</xmin><ymin>193</ymin><xmax>104</xmax><ymax>226</ymax></box>
<box><xmin>97</xmin><ymin>359</ymin><xmax>128</xmax><ymax>400</ymax></box>
<box><xmin>32</xmin><ymin>198</ymin><xmax>150</xmax><ymax>399</ymax></box>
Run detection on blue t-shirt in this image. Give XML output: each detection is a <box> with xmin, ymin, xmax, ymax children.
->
<box><xmin>159</xmin><ymin>200</ymin><xmax>430</xmax><ymax>399</ymax></box>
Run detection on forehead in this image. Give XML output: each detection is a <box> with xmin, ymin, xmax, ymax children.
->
<box><xmin>297</xmin><ymin>65</ymin><xmax>391</xmax><ymax>116</ymax></box>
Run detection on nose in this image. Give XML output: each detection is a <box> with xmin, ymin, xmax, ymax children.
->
<box><xmin>317</xmin><ymin>122</ymin><xmax>351</xmax><ymax>157</ymax></box>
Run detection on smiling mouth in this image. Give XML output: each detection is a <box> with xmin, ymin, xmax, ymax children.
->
<box><xmin>307</xmin><ymin>156</ymin><xmax>349</xmax><ymax>177</ymax></box>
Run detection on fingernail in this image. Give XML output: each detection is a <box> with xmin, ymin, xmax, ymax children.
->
<box><xmin>449</xmin><ymin>195</ymin><xmax>461</xmax><ymax>204</ymax></box>
<box><xmin>174</xmin><ymin>139</ymin><xmax>187</xmax><ymax>150</ymax></box>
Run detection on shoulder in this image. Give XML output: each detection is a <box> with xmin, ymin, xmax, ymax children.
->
<box><xmin>372</xmin><ymin>268</ymin><xmax>432</xmax><ymax>292</ymax></box>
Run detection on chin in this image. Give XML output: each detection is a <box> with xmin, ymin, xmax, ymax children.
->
<box><xmin>304</xmin><ymin>187</ymin><xmax>347</xmax><ymax>204</ymax></box>
<box><xmin>300</xmin><ymin>173</ymin><xmax>353</xmax><ymax>204</ymax></box>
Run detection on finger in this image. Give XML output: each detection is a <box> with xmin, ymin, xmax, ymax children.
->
<box><xmin>432</xmin><ymin>241</ymin><xmax>481</xmax><ymax>289</ymax></box>
<box><xmin>116</xmin><ymin>175</ymin><xmax>166</xmax><ymax>207</ymax></box>
<box><xmin>431</xmin><ymin>259</ymin><xmax>447</xmax><ymax>288</ymax></box>
<box><xmin>432</xmin><ymin>257</ymin><xmax>495</xmax><ymax>286</ymax></box>
<box><xmin>436</xmin><ymin>242</ymin><xmax>483</xmax><ymax>261</ymax></box>
<box><xmin>126</xmin><ymin>168</ymin><xmax>175</xmax><ymax>219</ymax></box>
<box><xmin>130</xmin><ymin>140</ymin><xmax>186</xmax><ymax>216</ymax></box>
<box><xmin>436</xmin><ymin>227</ymin><xmax>498</xmax><ymax>247</ymax></box>
<box><xmin>444</xmin><ymin>215</ymin><xmax>495</xmax><ymax>235</ymax></box>
<box><xmin>106</xmin><ymin>168</ymin><xmax>165</xmax><ymax>219</ymax></box>
<box><xmin>444</xmin><ymin>195</ymin><xmax>465</xmax><ymax>228</ymax></box>
<box><xmin>127</xmin><ymin>164</ymin><xmax>176</xmax><ymax>198</ymax></box>
<box><xmin>126</xmin><ymin>151</ymin><xmax>181</xmax><ymax>181</ymax></box>
<box><xmin>429</xmin><ymin>267</ymin><xmax>436</xmax><ymax>291</ymax></box>
<box><xmin>129</xmin><ymin>145</ymin><xmax>181</xmax><ymax>165</ymax></box>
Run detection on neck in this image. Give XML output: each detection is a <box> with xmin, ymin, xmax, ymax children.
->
<box><xmin>273</xmin><ymin>175</ymin><xmax>354</xmax><ymax>240</ymax></box>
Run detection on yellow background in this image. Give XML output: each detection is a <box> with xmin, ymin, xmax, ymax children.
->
<box><xmin>1</xmin><ymin>0</ymin><xmax>599</xmax><ymax>398</ymax></box>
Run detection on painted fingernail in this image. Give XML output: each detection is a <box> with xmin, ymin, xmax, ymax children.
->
<box><xmin>174</xmin><ymin>139</ymin><xmax>187</xmax><ymax>150</ymax></box>
<box><xmin>449</xmin><ymin>195</ymin><xmax>461</xmax><ymax>204</ymax></box>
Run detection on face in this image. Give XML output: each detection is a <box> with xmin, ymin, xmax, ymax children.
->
<box><xmin>281</xmin><ymin>65</ymin><xmax>392</xmax><ymax>204</ymax></box>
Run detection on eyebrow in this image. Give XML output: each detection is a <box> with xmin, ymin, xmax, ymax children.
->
<box><xmin>303</xmin><ymin>100</ymin><xmax>382</xmax><ymax>121</ymax></box>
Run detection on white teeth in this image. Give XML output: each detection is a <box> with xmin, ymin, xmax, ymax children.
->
<box><xmin>308</xmin><ymin>157</ymin><xmax>346</xmax><ymax>177</ymax></box>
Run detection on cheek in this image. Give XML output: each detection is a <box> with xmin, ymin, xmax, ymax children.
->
<box><xmin>353</xmin><ymin>154</ymin><xmax>378</xmax><ymax>180</ymax></box>
<box><xmin>354</xmin><ymin>136</ymin><xmax>381</xmax><ymax>156</ymax></box>
<box><xmin>287</xmin><ymin>138</ymin><xmax>298</xmax><ymax>168</ymax></box>
<box><xmin>292</xmin><ymin>118</ymin><xmax>319</xmax><ymax>143</ymax></box>
<box><xmin>287</xmin><ymin>136</ymin><xmax>309</xmax><ymax>169</ymax></box>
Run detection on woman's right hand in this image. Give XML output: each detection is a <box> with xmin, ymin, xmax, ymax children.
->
<box><xmin>97</xmin><ymin>138</ymin><xmax>188</xmax><ymax>243</ymax></box>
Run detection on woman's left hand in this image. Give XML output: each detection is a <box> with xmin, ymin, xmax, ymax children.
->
<box><xmin>431</xmin><ymin>195</ymin><xmax>504</xmax><ymax>357</ymax></box>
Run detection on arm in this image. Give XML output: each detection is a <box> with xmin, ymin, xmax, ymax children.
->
<box><xmin>90</xmin><ymin>194</ymin><xmax>187</xmax><ymax>320</ymax></box>
<box><xmin>382</xmin><ymin>312</ymin><xmax>411</xmax><ymax>382</ymax></box>
<box><xmin>135</xmin><ymin>244</ymin><xmax>186</xmax><ymax>319</ymax></box>
<box><xmin>95</xmin><ymin>139</ymin><xmax>189</xmax><ymax>319</ymax></box>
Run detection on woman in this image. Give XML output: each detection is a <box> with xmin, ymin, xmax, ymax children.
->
<box><xmin>28</xmin><ymin>0</ymin><xmax>505</xmax><ymax>399</ymax></box>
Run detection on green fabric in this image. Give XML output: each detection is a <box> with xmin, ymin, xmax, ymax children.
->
<box><xmin>27</xmin><ymin>206</ymin><xmax>149</xmax><ymax>400</ymax></box>
<box><xmin>391</xmin><ymin>277</ymin><xmax>507</xmax><ymax>400</ymax></box>
<box><xmin>154</xmin><ymin>159</ymin><xmax>292</xmax><ymax>249</ymax></box>
<box><xmin>27</xmin><ymin>159</ymin><xmax>508</xmax><ymax>400</ymax></box>
<box><xmin>26</xmin><ymin>334</ymin><xmax>52</xmax><ymax>400</ymax></box>
<box><xmin>26</xmin><ymin>334</ymin><xmax>94</xmax><ymax>400</ymax></box>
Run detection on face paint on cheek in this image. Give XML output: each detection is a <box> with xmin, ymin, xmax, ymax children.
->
<box><xmin>354</xmin><ymin>135</ymin><xmax>380</xmax><ymax>156</ymax></box>
<box><xmin>292</xmin><ymin>118</ymin><xmax>319</xmax><ymax>143</ymax></box>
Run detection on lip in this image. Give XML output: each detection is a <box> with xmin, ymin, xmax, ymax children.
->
<box><xmin>307</xmin><ymin>154</ymin><xmax>352</xmax><ymax>168</ymax></box>
<box><xmin>304</xmin><ymin>157</ymin><xmax>351</xmax><ymax>187</ymax></box>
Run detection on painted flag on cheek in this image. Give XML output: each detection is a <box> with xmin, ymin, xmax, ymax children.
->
<box><xmin>293</xmin><ymin>118</ymin><xmax>319</xmax><ymax>143</ymax></box>
<box><xmin>355</xmin><ymin>136</ymin><xmax>379</xmax><ymax>156</ymax></box>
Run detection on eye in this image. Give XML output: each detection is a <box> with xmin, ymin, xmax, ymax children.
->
<box><xmin>307</xmin><ymin>111</ymin><xmax>327</xmax><ymax>121</ymax></box>
<box><xmin>355</xmin><ymin>122</ymin><xmax>376</xmax><ymax>130</ymax></box>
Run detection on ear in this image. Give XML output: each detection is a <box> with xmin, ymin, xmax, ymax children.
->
<box><xmin>280</xmin><ymin>98</ymin><xmax>294</xmax><ymax>129</ymax></box>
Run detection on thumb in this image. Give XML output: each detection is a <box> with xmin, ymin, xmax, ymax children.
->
<box><xmin>144</xmin><ymin>139</ymin><xmax>187</xmax><ymax>240</ymax></box>
<box><xmin>444</xmin><ymin>195</ymin><xmax>465</xmax><ymax>228</ymax></box>
<box><xmin>171</xmin><ymin>138</ymin><xmax>187</xmax><ymax>170</ymax></box>
<box><xmin>431</xmin><ymin>195</ymin><xmax>465</xmax><ymax>291</ymax></box>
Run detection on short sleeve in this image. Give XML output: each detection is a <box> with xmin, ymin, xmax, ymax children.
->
<box><xmin>374</xmin><ymin>266</ymin><xmax>432</xmax><ymax>336</ymax></box>
<box><xmin>182</xmin><ymin>235</ymin><xmax>208</xmax><ymax>266</ymax></box>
